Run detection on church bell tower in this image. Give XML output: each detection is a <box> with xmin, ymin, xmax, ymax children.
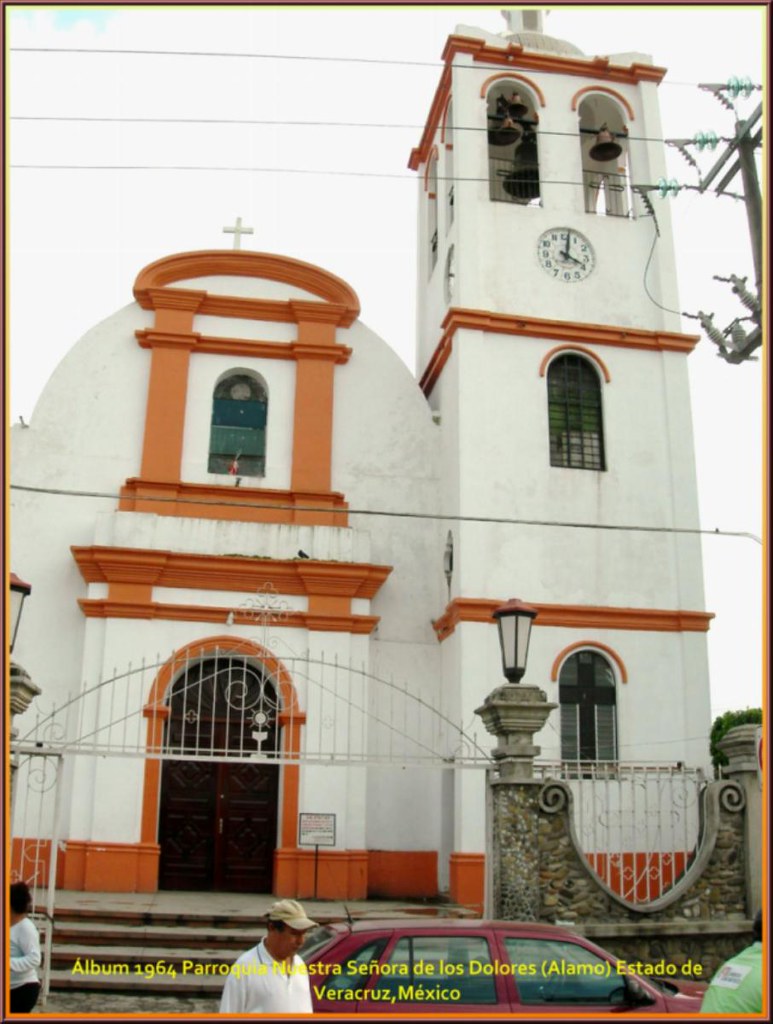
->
<box><xmin>410</xmin><ymin>10</ymin><xmax>713</xmax><ymax>910</ymax></box>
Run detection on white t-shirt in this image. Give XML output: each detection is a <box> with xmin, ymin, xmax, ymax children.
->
<box><xmin>219</xmin><ymin>939</ymin><xmax>313</xmax><ymax>1014</ymax></box>
<box><xmin>10</xmin><ymin>917</ymin><xmax>41</xmax><ymax>989</ymax></box>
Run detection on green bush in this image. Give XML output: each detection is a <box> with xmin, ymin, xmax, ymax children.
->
<box><xmin>710</xmin><ymin>708</ymin><xmax>762</xmax><ymax>777</ymax></box>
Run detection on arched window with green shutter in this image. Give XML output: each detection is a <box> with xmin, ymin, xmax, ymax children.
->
<box><xmin>208</xmin><ymin>372</ymin><xmax>267</xmax><ymax>478</ymax></box>
<box><xmin>547</xmin><ymin>354</ymin><xmax>605</xmax><ymax>470</ymax></box>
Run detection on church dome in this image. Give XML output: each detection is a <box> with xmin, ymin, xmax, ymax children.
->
<box><xmin>501</xmin><ymin>30</ymin><xmax>584</xmax><ymax>57</ymax></box>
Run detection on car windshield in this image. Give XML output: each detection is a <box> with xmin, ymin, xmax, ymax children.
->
<box><xmin>299</xmin><ymin>925</ymin><xmax>340</xmax><ymax>960</ymax></box>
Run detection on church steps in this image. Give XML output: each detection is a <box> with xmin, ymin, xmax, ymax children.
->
<box><xmin>47</xmin><ymin>898</ymin><xmax>470</xmax><ymax>994</ymax></box>
<box><xmin>47</xmin><ymin>967</ymin><xmax>224</xmax><ymax>997</ymax></box>
<box><xmin>53</xmin><ymin>921</ymin><xmax>260</xmax><ymax>950</ymax></box>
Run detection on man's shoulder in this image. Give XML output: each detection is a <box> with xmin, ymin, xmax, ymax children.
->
<box><xmin>234</xmin><ymin>944</ymin><xmax>264</xmax><ymax>966</ymax></box>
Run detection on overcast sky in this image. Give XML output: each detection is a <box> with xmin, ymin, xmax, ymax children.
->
<box><xmin>7</xmin><ymin>4</ymin><xmax>765</xmax><ymax>721</ymax></box>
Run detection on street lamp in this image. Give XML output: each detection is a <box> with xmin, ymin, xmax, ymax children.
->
<box><xmin>9</xmin><ymin>573</ymin><xmax>32</xmax><ymax>653</ymax></box>
<box><xmin>492</xmin><ymin>598</ymin><xmax>538</xmax><ymax>683</ymax></box>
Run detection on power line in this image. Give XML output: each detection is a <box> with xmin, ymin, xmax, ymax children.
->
<box><xmin>9</xmin><ymin>114</ymin><xmax>739</xmax><ymax>148</ymax></box>
<box><xmin>9</xmin><ymin>44</ymin><xmax>750</xmax><ymax>90</ymax></box>
<box><xmin>9</xmin><ymin>483</ymin><xmax>762</xmax><ymax>545</ymax></box>
<box><xmin>6</xmin><ymin>163</ymin><xmax>749</xmax><ymax>202</ymax></box>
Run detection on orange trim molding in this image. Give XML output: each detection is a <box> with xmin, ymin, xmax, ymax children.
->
<box><xmin>550</xmin><ymin>641</ymin><xmax>629</xmax><ymax>683</ymax></box>
<box><xmin>134</xmin><ymin>250</ymin><xmax>360</xmax><ymax>326</ymax></box>
<box><xmin>136</xmin><ymin>329</ymin><xmax>352</xmax><ymax>365</ymax></box>
<box><xmin>440</xmin><ymin>94</ymin><xmax>453</xmax><ymax>145</ymax></box>
<box><xmin>420</xmin><ymin>308</ymin><xmax>700</xmax><ymax>398</ymax></box>
<box><xmin>444</xmin><ymin>35</ymin><xmax>666</xmax><ymax>84</ymax></box>
<box><xmin>479</xmin><ymin>72</ymin><xmax>547</xmax><ymax>107</ymax></box>
<box><xmin>78</xmin><ymin>598</ymin><xmax>380</xmax><ymax>634</ymax></box>
<box><xmin>539</xmin><ymin>344</ymin><xmax>612</xmax><ymax>382</ymax></box>
<box><xmin>423</xmin><ymin>145</ymin><xmax>439</xmax><ymax>192</ymax></box>
<box><xmin>72</xmin><ymin>546</ymin><xmax>391</xmax><ymax>599</ymax></box>
<box><xmin>118</xmin><ymin>479</ymin><xmax>349</xmax><ymax>527</ymax></box>
<box><xmin>432</xmin><ymin>598</ymin><xmax>714</xmax><ymax>641</ymax></box>
<box><xmin>571</xmin><ymin>85</ymin><xmax>636</xmax><ymax>121</ymax></box>
<box><xmin>141</xmin><ymin>638</ymin><xmax>304</xmax><ymax>866</ymax></box>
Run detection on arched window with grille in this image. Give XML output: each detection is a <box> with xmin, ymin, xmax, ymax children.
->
<box><xmin>559</xmin><ymin>650</ymin><xmax>617</xmax><ymax>764</ymax></box>
<box><xmin>208</xmin><ymin>372</ymin><xmax>268</xmax><ymax>478</ymax></box>
<box><xmin>547</xmin><ymin>354</ymin><xmax>605</xmax><ymax>470</ymax></box>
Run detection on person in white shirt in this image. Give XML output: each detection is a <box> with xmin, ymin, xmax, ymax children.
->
<box><xmin>219</xmin><ymin>899</ymin><xmax>317</xmax><ymax>1014</ymax></box>
<box><xmin>9</xmin><ymin>881</ymin><xmax>42</xmax><ymax>1013</ymax></box>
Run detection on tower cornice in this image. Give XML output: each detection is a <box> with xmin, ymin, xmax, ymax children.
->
<box><xmin>419</xmin><ymin>309</ymin><xmax>700</xmax><ymax>398</ymax></box>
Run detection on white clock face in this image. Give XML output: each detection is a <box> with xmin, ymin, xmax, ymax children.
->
<box><xmin>537</xmin><ymin>228</ymin><xmax>595</xmax><ymax>282</ymax></box>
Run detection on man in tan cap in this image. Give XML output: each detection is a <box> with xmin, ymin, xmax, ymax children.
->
<box><xmin>219</xmin><ymin>899</ymin><xmax>318</xmax><ymax>1014</ymax></box>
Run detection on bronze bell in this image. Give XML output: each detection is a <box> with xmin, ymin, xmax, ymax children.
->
<box><xmin>488</xmin><ymin>113</ymin><xmax>522</xmax><ymax>147</ymax></box>
<box><xmin>507</xmin><ymin>92</ymin><xmax>529</xmax><ymax>119</ymax></box>
<box><xmin>502</xmin><ymin>129</ymin><xmax>540</xmax><ymax>202</ymax></box>
<box><xmin>588</xmin><ymin>123</ymin><xmax>623</xmax><ymax>162</ymax></box>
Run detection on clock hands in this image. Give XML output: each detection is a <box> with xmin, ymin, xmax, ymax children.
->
<box><xmin>560</xmin><ymin>232</ymin><xmax>584</xmax><ymax>267</ymax></box>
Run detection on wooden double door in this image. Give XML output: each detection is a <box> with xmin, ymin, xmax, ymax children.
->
<box><xmin>158</xmin><ymin>659</ymin><xmax>280</xmax><ymax>892</ymax></box>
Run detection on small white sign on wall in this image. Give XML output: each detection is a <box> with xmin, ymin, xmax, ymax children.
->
<box><xmin>298</xmin><ymin>813</ymin><xmax>336</xmax><ymax>847</ymax></box>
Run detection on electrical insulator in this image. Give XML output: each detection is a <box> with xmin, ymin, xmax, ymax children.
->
<box><xmin>657</xmin><ymin>177</ymin><xmax>681</xmax><ymax>198</ymax></box>
<box><xmin>694</xmin><ymin>130</ymin><xmax>719</xmax><ymax>151</ymax></box>
<box><xmin>727</xmin><ymin>75</ymin><xmax>754</xmax><ymax>99</ymax></box>
<box><xmin>698</xmin><ymin>311</ymin><xmax>727</xmax><ymax>350</ymax></box>
<box><xmin>729</xmin><ymin>275</ymin><xmax>761</xmax><ymax>315</ymax></box>
<box><xmin>729</xmin><ymin>322</ymin><xmax>748</xmax><ymax>352</ymax></box>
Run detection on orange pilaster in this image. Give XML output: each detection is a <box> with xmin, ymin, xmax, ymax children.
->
<box><xmin>290</xmin><ymin>319</ymin><xmax>338</xmax><ymax>495</ymax></box>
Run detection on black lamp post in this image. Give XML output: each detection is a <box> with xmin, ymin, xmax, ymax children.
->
<box><xmin>492</xmin><ymin>598</ymin><xmax>538</xmax><ymax>683</ymax></box>
<box><xmin>9</xmin><ymin>573</ymin><xmax>31</xmax><ymax>653</ymax></box>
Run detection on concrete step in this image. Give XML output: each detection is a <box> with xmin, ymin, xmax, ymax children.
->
<box><xmin>50</xmin><ymin>943</ymin><xmax>238</xmax><ymax>971</ymax></box>
<box><xmin>53</xmin><ymin>920</ymin><xmax>261</xmax><ymax>950</ymax></box>
<box><xmin>48</xmin><ymin>967</ymin><xmax>224</xmax><ymax>997</ymax></box>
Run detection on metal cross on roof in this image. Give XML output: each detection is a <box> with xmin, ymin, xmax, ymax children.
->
<box><xmin>223</xmin><ymin>216</ymin><xmax>254</xmax><ymax>250</ymax></box>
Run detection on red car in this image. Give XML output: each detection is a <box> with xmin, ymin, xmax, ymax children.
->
<box><xmin>300</xmin><ymin>919</ymin><xmax>706</xmax><ymax>1014</ymax></box>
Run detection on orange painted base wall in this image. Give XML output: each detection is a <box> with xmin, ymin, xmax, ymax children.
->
<box><xmin>64</xmin><ymin>841</ymin><xmax>160</xmax><ymax>892</ymax></box>
<box><xmin>274</xmin><ymin>847</ymin><xmax>368</xmax><ymax>900</ymax></box>
<box><xmin>11</xmin><ymin>839</ymin><xmax>65</xmax><ymax>889</ymax></box>
<box><xmin>367</xmin><ymin>851</ymin><xmax>438</xmax><ymax>898</ymax></box>
<box><xmin>449</xmin><ymin>853</ymin><xmax>485</xmax><ymax>914</ymax></box>
<box><xmin>12</xmin><ymin>839</ymin><xmax>160</xmax><ymax>892</ymax></box>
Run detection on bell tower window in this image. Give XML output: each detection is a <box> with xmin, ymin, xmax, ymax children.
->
<box><xmin>208</xmin><ymin>372</ymin><xmax>268</xmax><ymax>478</ymax></box>
<box><xmin>579</xmin><ymin>96</ymin><xmax>631</xmax><ymax>218</ymax></box>
<box><xmin>428</xmin><ymin>154</ymin><xmax>439</xmax><ymax>273</ymax></box>
<box><xmin>487</xmin><ymin>85</ymin><xmax>540</xmax><ymax>206</ymax></box>
<box><xmin>547</xmin><ymin>354</ymin><xmax>605</xmax><ymax>470</ymax></box>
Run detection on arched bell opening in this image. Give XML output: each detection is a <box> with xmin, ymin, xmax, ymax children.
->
<box><xmin>578</xmin><ymin>96</ymin><xmax>631</xmax><ymax>218</ymax></box>
<box><xmin>487</xmin><ymin>84</ymin><xmax>541</xmax><ymax>206</ymax></box>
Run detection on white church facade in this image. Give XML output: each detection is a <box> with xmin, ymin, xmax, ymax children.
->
<box><xmin>10</xmin><ymin>13</ymin><xmax>713</xmax><ymax>910</ymax></box>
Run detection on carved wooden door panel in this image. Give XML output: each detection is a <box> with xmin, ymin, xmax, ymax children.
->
<box><xmin>158</xmin><ymin>658</ymin><xmax>279</xmax><ymax>892</ymax></box>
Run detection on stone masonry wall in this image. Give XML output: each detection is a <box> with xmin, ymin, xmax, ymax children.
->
<box><xmin>491</xmin><ymin>777</ymin><xmax>749</xmax><ymax>978</ymax></box>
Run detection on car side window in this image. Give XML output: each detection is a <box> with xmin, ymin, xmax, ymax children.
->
<box><xmin>504</xmin><ymin>937</ymin><xmax>624</xmax><ymax>1005</ymax></box>
<box><xmin>373</xmin><ymin>935</ymin><xmax>497</xmax><ymax>1004</ymax></box>
<box><xmin>320</xmin><ymin>938</ymin><xmax>389</xmax><ymax>993</ymax></box>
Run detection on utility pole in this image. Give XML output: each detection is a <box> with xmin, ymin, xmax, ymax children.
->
<box><xmin>696</xmin><ymin>88</ymin><xmax>762</xmax><ymax>363</ymax></box>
